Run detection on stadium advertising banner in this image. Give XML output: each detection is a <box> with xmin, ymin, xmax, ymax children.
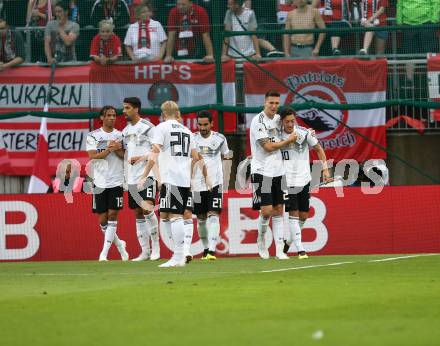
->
<box><xmin>1</xmin><ymin>187</ymin><xmax>439</xmax><ymax>261</ymax></box>
<box><xmin>0</xmin><ymin>65</ymin><xmax>91</xmax><ymax>175</ymax></box>
<box><xmin>0</xmin><ymin>62</ymin><xmax>236</xmax><ymax>175</ymax></box>
<box><xmin>244</xmin><ymin>59</ymin><xmax>387</xmax><ymax>162</ymax></box>
<box><xmin>89</xmin><ymin>61</ymin><xmax>237</xmax><ymax>133</ymax></box>
<box><xmin>427</xmin><ymin>54</ymin><xmax>440</xmax><ymax>122</ymax></box>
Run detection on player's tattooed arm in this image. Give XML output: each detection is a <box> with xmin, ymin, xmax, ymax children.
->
<box><xmin>259</xmin><ymin>132</ymin><xmax>298</xmax><ymax>152</ymax></box>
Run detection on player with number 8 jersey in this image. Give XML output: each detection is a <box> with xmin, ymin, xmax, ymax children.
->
<box><xmin>139</xmin><ymin>101</ymin><xmax>203</xmax><ymax>268</ymax></box>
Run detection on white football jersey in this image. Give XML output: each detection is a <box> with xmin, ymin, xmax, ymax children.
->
<box><xmin>122</xmin><ymin>118</ymin><xmax>155</xmax><ymax>185</ymax></box>
<box><xmin>86</xmin><ymin>128</ymin><xmax>124</xmax><ymax>188</ymax></box>
<box><xmin>153</xmin><ymin>119</ymin><xmax>195</xmax><ymax>188</ymax></box>
<box><xmin>192</xmin><ymin>131</ymin><xmax>230</xmax><ymax>192</ymax></box>
<box><xmin>281</xmin><ymin>126</ymin><xmax>319</xmax><ymax>187</ymax></box>
<box><xmin>250</xmin><ymin>111</ymin><xmax>285</xmax><ymax>177</ymax></box>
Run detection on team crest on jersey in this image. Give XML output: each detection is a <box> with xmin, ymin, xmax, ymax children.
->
<box><xmin>148</xmin><ymin>80</ymin><xmax>179</xmax><ymax>107</ymax></box>
<box><xmin>284</xmin><ymin>83</ymin><xmax>348</xmax><ymax>140</ymax></box>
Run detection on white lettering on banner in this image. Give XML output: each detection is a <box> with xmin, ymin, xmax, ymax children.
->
<box><xmin>226</xmin><ymin>197</ymin><xmax>273</xmax><ymax>255</ymax></box>
<box><xmin>134</xmin><ymin>65</ymin><xmax>191</xmax><ymax>80</ymax></box>
<box><xmin>1</xmin><ymin>130</ymin><xmax>86</xmax><ymax>152</ymax></box>
<box><xmin>302</xmin><ymin>197</ymin><xmax>328</xmax><ymax>252</ymax></box>
<box><xmin>225</xmin><ymin>197</ymin><xmax>329</xmax><ymax>255</ymax></box>
<box><xmin>0</xmin><ymin>84</ymin><xmax>87</xmax><ymax>108</ymax></box>
<box><xmin>0</xmin><ymin>201</ymin><xmax>40</xmax><ymax>260</ymax></box>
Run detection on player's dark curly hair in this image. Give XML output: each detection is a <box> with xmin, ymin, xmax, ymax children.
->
<box><xmin>280</xmin><ymin>107</ymin><xmax>296</xmax><ymax>119</ymax></box>
<box><xmin>99</xmin><ymin>105</ymin><xmax>117</xmax><ymax>117</ymax></box>
<box><xmin>197</xmin><ymin>110</ymin><xmax>213</xmax><ymax>122</ymax></box>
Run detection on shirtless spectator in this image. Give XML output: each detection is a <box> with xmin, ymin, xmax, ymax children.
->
<box><xmin>284</xmin><ymin>0</ymin><xmax>326</xmax><ymax>58</ymax></box>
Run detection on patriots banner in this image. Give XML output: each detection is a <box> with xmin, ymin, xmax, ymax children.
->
<box><xmin>427</xmin><ymin>53</ymin><xmax>440</xmax><ymax>122</ymax></box>
<box><xmin>244</xmin><ymin>59</ymin><xmax>387</xmax><ymax>161</ymax></box>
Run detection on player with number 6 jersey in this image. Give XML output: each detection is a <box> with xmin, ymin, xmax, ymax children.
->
<box><xmin>86</xmin><ymin>106</ymin><xmax>129</xmax><ymax>262</ymax></box>
<box><xmin>122</xmin><ymin>97</ymin><xmax>160</xmax><ymax>262</ymax></box>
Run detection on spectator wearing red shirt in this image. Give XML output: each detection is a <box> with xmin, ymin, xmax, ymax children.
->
<box><xmin>90</xmin><ymin>19</ymin><xmax>122</xmax><ymax>64</ymax></box>
<box><xmin>164</xmin><ymin>0</ymin><xmax>214</xmax><ymax>63</ymax></box>
<box><xmin>318</xmin><ymin>0</ymin><xmax>352</xmax><ymax>55</ymax></box>
<box><xmin>359</xmin><ymin>0</ymin><xmax>388</xmax><ymax>55</ymax></box>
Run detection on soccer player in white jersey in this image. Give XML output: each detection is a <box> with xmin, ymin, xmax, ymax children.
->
<box><xmin>250</xmin><ymin>90</ymin><xmax>297</xmax><ymax>260</ymax></box>
<box><xmin>279</xmin><ymin>108</ymin><xmax>331</xmax><ymax>259</ymax></box>
<box><xmin>122</xmin><ymin>97</ymin><xmax>160</xmax><ymax>261</ymax></box>
<box><xmin>139</xmin><ymin>101</ymin><xmax>202</xmax><ymax>268</ymax></box>
<box><xmin>86</xmin><ymin>106</ymin><xmax>129</xmax><ymax>262</ymax></box>
<box><xmin>192</xmin><ymin>111</ymin><xmax>231</xmax><ymax>260</ymax></box>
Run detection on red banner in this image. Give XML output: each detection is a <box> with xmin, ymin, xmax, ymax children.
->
<box><xmin>0</xmin><ymin>62</ymin><xmax>237</xmax><ymax>175</ymax></box>
<box><xmin>1</xmin><ymin>186</ymin><xmax>439</xmax><ymax>261</ymax></box>
<box><xmin>0</xmin><ymin>65</ymin><xmax>91</xmax><ymax>175</ymax></box>
<box><xmin>428</xmin><ymin>53</ymin><xmax>440</xmax><ymax>121</ymax></box>
<box><xmin>244</xmin><ymin>59</ymin><xmax>387</xmax><ymax>161</ymax></box>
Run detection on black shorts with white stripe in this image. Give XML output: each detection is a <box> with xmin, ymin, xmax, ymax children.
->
<box><xmin>159</xmin><ymin>183</ymin><xmax>191</xmax><ymax>215</ymax></box>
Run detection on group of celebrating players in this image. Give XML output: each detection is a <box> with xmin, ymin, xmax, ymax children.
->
<box><xmin>85</xmin><ymin>90</ymin><xmax>330</xmax><ymax>267</ymax></box>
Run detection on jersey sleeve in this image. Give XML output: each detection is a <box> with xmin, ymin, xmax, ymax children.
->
<box><xmin>307</xmin><ymin>129</ymin><xmax>319</xmax><ymax>147</ymax></box>
<box><xmin>220</xmin><ymin>135</ymin><xmax>230</xmax><ymax>156</ymax></box>
<box><xmin>86</xmin><ymin>134</ymin><xmax>98</xmax><ymax>151</ymax></box>
<box><xmin>151</xmin><ymin>124</ymin><xmax>165</xmax><ymax>146</ymax></box>
<box><xmin>251</xmin><ymin>120</ymin><xmax>269</xmax><ymax>142</ymax></box>
<box><xmin>190</xmin><ymin>132</ymin><xmax>196</xmax><ymax>151</ymax></box>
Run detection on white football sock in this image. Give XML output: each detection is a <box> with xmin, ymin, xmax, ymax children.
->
<box><xmin>183</xmin><ymin>219</ymin><xmax>194</xmax><ymax>256</ymax></box>
<box><xmin>290</xmin><ymin>216</ymin><xmax>304</xmax><ymax>252</ymax></box>
<box><xmin>272</xmin><ymin>215</ymin><xmax>284</xmax><ymax>252</ymax></box>
<box><xmin>207</xmin><ymin>214</ymin><xmax>220</xmax><ymax>252</ymax></box>
<box><xmin>145</xmin><ymin>211</ymin><xmax>159</xmax><ymax>251</ymax></box>
<box><xmin>160</xmin><ymin>219</ymin><xmax>172</xmax><ymax>247</ymax></box>
<box><xmin>136</xmin><ymin>219</ymin><xmax>150</xmax><ymax>254</ymax></box>
<box><xmin>101</xmin><ymin>221</ymin><xmax>117</xmax><ymax>258</ymax></box>
<box><xmin>170</xmin><ymin>217</ymin><xmax>185</xmax><ymax>263</ymax></box>
<box><xmin>197</xmin><ymin>219</ymin><xmax>209</xmax><ymax>250</ymax></box>
<box><xmin>100</xmin><ymin>223</ymin><xmax>123</xmax><ymax>248</ymax></box>
<box><xmin>257</xmin><ymin>214</ymin><xmax>270</xmax><ymax>237</ymax></box>
<box><xmin>299</xmin><ymin>219</ymin><xmax>306</xmax><ymax>230</ymax></box>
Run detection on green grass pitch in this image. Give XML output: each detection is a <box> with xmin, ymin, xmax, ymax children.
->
<box><xmin>1</xmin><ymin>254</ymin><xmax>439</xmax><ymax>346</ymax></box>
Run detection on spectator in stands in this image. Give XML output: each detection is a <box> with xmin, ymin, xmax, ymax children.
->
<box><xmin>164</xmin><ymin>0</ymin><xmax>214</xmax><ymax>63</ymax></box>
<box><xmin>359</xmin><ymin>0</ymin><xmax>389</xmax><ymax>55</ymax></box>
<box><xmin>0</xmin><ymin>17</ymin><xmax>25</xmax><ymax>70</ymax></box>
<box><xmin>69</xmin><ymin>0</ymin><xmax>80</xmax><ymax>23</ymax></box>
<box><xmin>244</xmin><ymin>0</ymin><xmax>284</xmax><ymax>57</ymax></box>
<box><xmin>284</xmin><ymin>0</ymin><xmax>326</xmax><ymax>58</ymax></box>
<box><xmin>27</xmin><ymin>0</ymin><xmax>52</xmax><ymax>62</ymax></box>
<box><xmin>318</xmin><ymin>0</ymin><xmax>351</xmax><ymax>55</ymax></box>
<box><xmin>44</xmin><ymin>1</ymin><xmax>80</xmax><ymax>64</ymax></box>
<box><xmin>397</xmin><ymin>0</ymin><xmax>440</xmax><ymax>54</ymax></box>
<box><xmin>90</xmin><ymin>19</ymin><xmax>122</xmax><ymax>64</ymax></box>
<box><xmin>128</xmin><ymin>0</ymin><xmax>152</xmax><ymax>23</ymax></box>
<box><xmin>124</xmin><ymin>4</ymin><xmax>167</xmax><ymax>61</ymax></box>
<box><xmin>90</xmin><ymin>0</ymin><xmax>130</xmax><ymax>29</ymax></box>
<box><xmin>221</xmin><ymin>0</ymin><xmax>261</xmax><ymax>61</ymax></box>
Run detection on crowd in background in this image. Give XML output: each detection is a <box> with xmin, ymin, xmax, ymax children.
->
<box><xmin>0</xmin><ymin>0</ymin><xmax>439</xmax><ymax>69</ymax></box>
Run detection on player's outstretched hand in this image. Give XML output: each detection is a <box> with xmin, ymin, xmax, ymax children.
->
<box><xmin>322</xmin><ymin>170</ymin><xmax>333</xmax><ymax>183</ymax></box>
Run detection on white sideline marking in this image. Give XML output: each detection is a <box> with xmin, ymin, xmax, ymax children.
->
<box><xmin>260</xmin><ymin>261</ymin><xmax>354</xmax><ymax>273</ymax></box>
<box><xmin>368</xmin><ymin>254</ymin><xmax>439</xmax><ymax>263</ymax></box>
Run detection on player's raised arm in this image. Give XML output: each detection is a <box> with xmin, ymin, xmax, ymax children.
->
<box><xmin>258</xmin><ymin>130</ymin><xmax>298</xmax><ymax>152</ymax></box>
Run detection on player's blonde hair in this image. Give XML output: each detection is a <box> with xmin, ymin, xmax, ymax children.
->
<box><xmin>161</xmin><ymin>101</ymin><xmax>181</xmax><ymax>119</ymax></box>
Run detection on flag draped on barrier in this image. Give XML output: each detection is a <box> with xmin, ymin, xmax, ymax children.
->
<box><xmin>244</xmin><ymin>58</ymin><xmax>387</xmax><ymax>161</ymax></box>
